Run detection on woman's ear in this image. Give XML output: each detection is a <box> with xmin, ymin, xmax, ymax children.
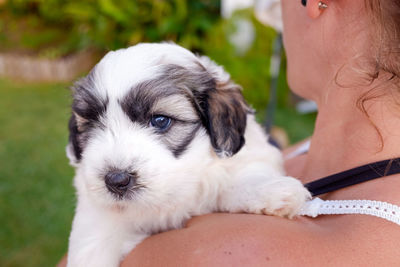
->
<box><xmin>307</xmin><ymin>0</ymin><xmax>328</xmax><ymax>19</ymax></box>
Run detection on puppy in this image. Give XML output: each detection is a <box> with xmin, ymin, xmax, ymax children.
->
<box><xmin>66</xmin><ymin>43</ymin><xmax>310</xmax><ymax>267</ymax></box>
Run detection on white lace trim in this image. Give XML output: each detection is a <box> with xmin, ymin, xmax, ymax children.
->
<box><xmin>299</xmin><ymin>198</ymin><xmax>400</xmax><ymax>225</ymax></box>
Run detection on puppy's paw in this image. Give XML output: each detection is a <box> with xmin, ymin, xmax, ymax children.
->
<box><xmin>242</xmin><ymin>177</ymin><xmax>311</xmax><ymax>219</ymax></box>
<box><xmin>261</xmin><ymin>180</ymin><xmax>311</xmax><ymax>218</ymax></box>
<box><xmin>218</xmin><ymin>170</ymin><xmax>311</xmax><ymax>219</ymax></box>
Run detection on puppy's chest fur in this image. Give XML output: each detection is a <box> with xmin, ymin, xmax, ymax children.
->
<box><xmin>66</xmin><ymin>43</ymin><xmax>310</xmax><ymax>267</ymax></box>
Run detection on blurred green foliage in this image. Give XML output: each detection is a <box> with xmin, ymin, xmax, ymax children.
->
<box><xmin>1</xmin><ymin>0</ymin><xmax>219</xmax><ymax>57</ymax></box>
<box><xmin>0</xmin><ymin>0</ymin><xmax>315</xmax><ymax>139</ymax></box>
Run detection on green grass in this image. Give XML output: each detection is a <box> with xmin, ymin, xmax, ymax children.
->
<box><xmin>0</xmin><ymin>79</ymin><xmax>75</xmax><ymax>267</ymax></box>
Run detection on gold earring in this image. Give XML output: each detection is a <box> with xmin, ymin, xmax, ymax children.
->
<box><xmin>318</xmin><ymin>1</ymin><xmax>328</xmax><ymax>9</ymax></box>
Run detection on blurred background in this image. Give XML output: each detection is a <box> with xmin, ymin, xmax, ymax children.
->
<box><xmin>0</xmin><ymin>0</ymin><xmax>316</xmax><ymax>266</ymax></box>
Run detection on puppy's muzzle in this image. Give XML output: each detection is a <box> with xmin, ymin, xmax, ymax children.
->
<box><xmin>105</xmin><ymin>171</ymin><xmax>136</xmax><ymax>197</ymax></box>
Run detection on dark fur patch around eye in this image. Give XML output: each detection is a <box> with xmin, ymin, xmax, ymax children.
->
<box><xmin>120</xmin><ymin>64</ymin><xmax>212</xmax><ymax>124</ymax></box>
<box><xmin>119</xmin><ymin>64</ymin><xmax>216</xmax><ymax>158</ymax></box>
<box><xmin>120</xmin><ymin>63</ymin><xmax>249</xmax><ymax>158</ymax></box>
<box><xmin>120</xmin><ymin>83</ymin><xmax>178</xmax><ymax>125</ymax></box>
<box><xmin>68</xmin><ymin>70</ymin><xmax>109</xmax><ymax>161</ymax></box>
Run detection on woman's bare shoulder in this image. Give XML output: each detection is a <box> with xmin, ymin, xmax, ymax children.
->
<box><xmin>121</xmin><ymin>212</ymin><xmax>400</xmax><ymax>266</ymax></box>
<box><xmin>122</xmin><ymin>213</ymin><xmax>313</xmax><ymax>266</ymax></box>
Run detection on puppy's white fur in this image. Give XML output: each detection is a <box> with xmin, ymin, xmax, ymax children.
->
<box><xmin>66</xmin><ymin>43</ymin><xmax>310</xmax><ymax>267</ymax></box>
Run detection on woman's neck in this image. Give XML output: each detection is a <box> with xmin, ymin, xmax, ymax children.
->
<box><xmin>300</xmin><ymin>81</ymin><xmax>400</xmax><ymax>184</ymax></box>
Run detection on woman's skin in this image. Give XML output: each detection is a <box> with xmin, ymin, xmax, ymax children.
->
<box><xmin>59</xmin><ymin>0</ymin><xmax>400</xmax><ymax>266</ymax></box>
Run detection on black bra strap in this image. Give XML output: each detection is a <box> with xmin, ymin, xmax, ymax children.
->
<box><xmin>304</xmin><ymin>158</ymin><xmax>400</xmax><ymax>196</ymax></box>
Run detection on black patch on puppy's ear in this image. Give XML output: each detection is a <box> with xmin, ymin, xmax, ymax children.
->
<box><xmin>199</xmin><ymin>81</ymin><xmax>249</xmax><ymax>157</ymax></box>
<box><xmin>72</xmin><ymin>85</ymin><xmax>108</xmax><ymax>124</ymax></box>
<box><xmin>68</xmin><ymin>114</ymin><xmax>82</xmax><ymax>162</ymax></box>
<box><xmin>189</xmin><ymin>64</ymin><xmax>250</xmax><ymax>158</ymax></box>
<box><xmin>67</xmin><ymin>71</ymin><xmax>108</xmax><ymax>163</ymax></box>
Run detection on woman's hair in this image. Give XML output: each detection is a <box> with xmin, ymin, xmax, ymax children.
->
<box><xmin>347</xmin><ymin>1</ymin><xmax>400</xmax><ymax>150</ymax></box>
<box><xmin>364</xmin><ymin>0</ymin><xmax>400</xmax><ymax>84</ymax></box>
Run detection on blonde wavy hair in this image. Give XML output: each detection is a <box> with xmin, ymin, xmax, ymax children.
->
<box><xmin>364</xmin><ymin>0</ymin><xmax>400</xmax><ymax>84</ymax></box>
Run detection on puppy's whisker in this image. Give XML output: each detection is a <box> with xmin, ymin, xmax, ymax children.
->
<box><xmin>87</xmin><ymin>185</ymin><xmax>106</xmax><ymax>192</ymax></box>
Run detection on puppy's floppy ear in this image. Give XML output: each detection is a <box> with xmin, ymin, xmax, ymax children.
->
<box><xmin>66</xmin><ymin>79</ymin><xmax>92</xmax><ymax>167</ymax></box>
<box><xmin>67</xmin><ymin>111</ymin><xmax>90</xmax><ymax>167</ymax></box>
<box><xmin>66</xmin><ymin>114</ymin><xmax>81</xmax><ymax>167</ymax></box>
<box><xmin>196</xmin><ymin>56</ymin><xmax>251</xmax><ymax>158</ymax></box>
<box><xmin>66</xmin><ymin>72</ymin><xmax>107</xmax><ymax>167</ymax></box>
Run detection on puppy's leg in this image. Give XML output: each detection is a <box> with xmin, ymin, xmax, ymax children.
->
<box><xmin>217</xmin><ymin>162</ymin><xmax>311</xmax><ymax>218</ymax></box>
<box><xmin>67</xmin><ymin>201</ymin><xmax>146</xmax><ymax>267</ymax></box>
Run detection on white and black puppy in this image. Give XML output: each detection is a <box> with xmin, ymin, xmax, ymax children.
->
<box><xmin>66</xmin><ymin>43</ymin><xmax>310</xmax><ymax>267</ymax></box>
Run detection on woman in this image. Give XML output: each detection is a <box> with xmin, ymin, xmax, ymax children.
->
<box><xmin>59</xmin><ymin>0</ymin><xmax>400</xmax><ymax>265</ymax></box>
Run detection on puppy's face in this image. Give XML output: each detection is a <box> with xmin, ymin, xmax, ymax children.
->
<box><xmin>67</xmin><ymin>43</ymin><xmax>249</xmax><ymax>208</ymax></box>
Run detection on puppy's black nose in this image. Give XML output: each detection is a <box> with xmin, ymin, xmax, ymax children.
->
<box><xmin>105</xmin><ymin>171</ymin><xmax>135</xmax><ymax>196</ymax></box>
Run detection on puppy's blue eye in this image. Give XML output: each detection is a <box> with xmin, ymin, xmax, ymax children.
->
<box><xmin>150</xmin><ymin>115</ymin><xmax>172</xmax><ymax>131</ymax></box>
